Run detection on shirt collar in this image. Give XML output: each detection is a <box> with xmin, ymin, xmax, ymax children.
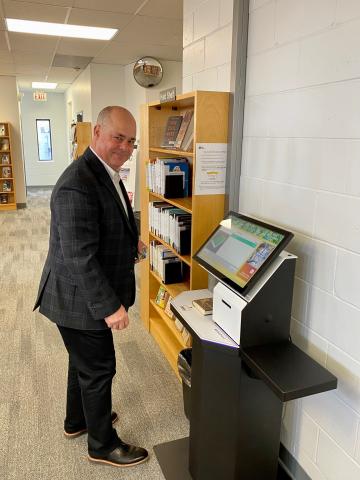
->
<box><xmin>90</xmin><ymin>146</ymin><xmax>118</xmax><ymax>180</ymax></box>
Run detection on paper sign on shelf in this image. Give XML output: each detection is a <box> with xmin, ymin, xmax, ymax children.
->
<box><xmin>194</xmin><ymin>143</ymin><xmax>228</xmax><ymax>195</ymax></box>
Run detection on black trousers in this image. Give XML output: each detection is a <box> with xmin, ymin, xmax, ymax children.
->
<box><xmin>57</xmin><ymin>325</ymin><xmax>120</xmax><ymax>456</ymax></box>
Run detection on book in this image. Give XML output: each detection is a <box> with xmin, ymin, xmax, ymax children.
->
<box><xmin>174</xmin><ymin>318</ymin><xmax>184</xmax><ymax>332</ymax></box>
<box><xmin>164</xmin><ymin>295</ymin><xmax>174</xmax><ymax>319</ymax></box>
<box><xmin>182</xmin><ymin>327</ymin><xmax>191</xmax><ymax>346</ymax></box>
<box><xmin>155</xmin><ymin>285</ymin><xmax>169</xmax><ymax>309</ymax></box>
<box><xmin>180</xmin><ymin>115</ymin><xmax>194</xmax><ymax>151</ymax></box>
<box><xmin>192</xmin><ymin>297</ymin><xmax>213</xmax><ymax>315</ymax></box>
<box><xmin>161</xmin><ymin>116</ymin><xmax>183</xmax><ymax>148</ymax></box>
<box><xmin>174</xmin><ymin>110</ymin><xmax>193</xmax><ymax>149</ymax></box>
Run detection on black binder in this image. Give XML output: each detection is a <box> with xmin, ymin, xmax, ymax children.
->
<box><xmin>163</xmin><ymin>260</ymin><xmax>183</xmax><ymax>284</ymax></box>
<box><xmin>164</xmin><ymin>174</ymin><xmax>185</xmax><ymax>198</ymax></box>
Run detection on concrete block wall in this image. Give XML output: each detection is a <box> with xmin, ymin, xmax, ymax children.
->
<box><xmin>241</xmin><ymin>1</ymin><xmax>360</xmax><ymax>478</ymax></box>
<box><xmin>183</xmin><ymin>0</ymin><xmax>233</xmax><ymax>93</ymax></box>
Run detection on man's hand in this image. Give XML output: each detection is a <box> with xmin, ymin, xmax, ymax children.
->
<box><xmin>136</xmin><ymin>239</ymin><xmax>147</xmax><ymax>263</ymax></box>
<box><xmin>105</xmin><ymin>305</ymin><xmax>129</xmax><ymax>330</ymax></box>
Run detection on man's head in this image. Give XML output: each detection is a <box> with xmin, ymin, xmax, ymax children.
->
<box><xmin>91</xmin><ymin>106</ymin><xmax>136</xmax><ymax>171</ymax></box>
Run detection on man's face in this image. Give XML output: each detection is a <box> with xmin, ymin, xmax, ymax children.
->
<box><xmin>93</xmin><ymin>110</ymin><xmax>136</xmax><ymax>171</ymax></box>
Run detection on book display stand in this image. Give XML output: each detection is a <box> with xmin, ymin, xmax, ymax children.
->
<box><xmin>0</xmin><ymin>123</ymin><xmax>16</xmax><ymax>211</ymax></box>
<box><xmin>139</xmin><ymin>91</ymin><xmax>230</xmax><ymax>376</ymax></box>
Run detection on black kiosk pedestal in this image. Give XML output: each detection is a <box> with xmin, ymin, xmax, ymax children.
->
<box><xmin>154</xmin><ymin>213</ymin><xmax>337</xmax><ymax>480</ymax></box>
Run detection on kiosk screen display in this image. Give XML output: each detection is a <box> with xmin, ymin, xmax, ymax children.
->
<box><xmin>194</xmin><ymin>212</ymin><xmax>293</xmax><ymax>295</ymax></box>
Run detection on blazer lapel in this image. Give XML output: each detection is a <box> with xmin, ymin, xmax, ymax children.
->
<box><xmin>84</xmin><ymin>148</ymin><xmax>138</xmax><ymax>240</ymax></box>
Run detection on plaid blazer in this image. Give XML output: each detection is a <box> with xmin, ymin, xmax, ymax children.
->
<box><xmin>34</xmin><ymin>147</ymin><xmax>139</xmax><ymax>330</ymax></box>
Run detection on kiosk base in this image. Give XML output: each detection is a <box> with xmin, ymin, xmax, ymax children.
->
<box><xmin>154</xmin><ymin>438</ymin><xmax>291</xmax><ymax>480</ymax></box>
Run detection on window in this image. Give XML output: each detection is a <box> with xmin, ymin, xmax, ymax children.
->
<box><xmin>36</xmin><ymin>119</ymin><xmax>53</xmax><ymax>161</ymax></box>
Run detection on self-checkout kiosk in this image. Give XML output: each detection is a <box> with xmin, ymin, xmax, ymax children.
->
<box><xmin>154</xmin><ymin>212</ymin><xmax>337</xmax><ymax>480</ymax></box>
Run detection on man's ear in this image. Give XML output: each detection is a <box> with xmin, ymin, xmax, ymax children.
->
<box><xmin>93</xmin><ymin>124</ymin><xmax>100</xmax><ymax>138</ymax></box>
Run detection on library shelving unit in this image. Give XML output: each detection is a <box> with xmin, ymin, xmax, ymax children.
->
<box><xmin>139</xmin><ymin>91</ymin><xmax>229</xmax><ymax>376</ymax></box>
<box><xmin>71</xmin><ymin>121</ymin><xmax>92</xmax><ymax>160</ymax></box>
<box><xmin>0</xmin><ymin>122</ymin><xmax>16</xmax><ymax>211</ymax></box>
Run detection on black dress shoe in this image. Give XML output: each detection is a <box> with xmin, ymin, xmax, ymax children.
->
<box><xmin>64</xmin><ymin>411</ymin><xmax>118</xmax><ymax>438</ymax></box>
<box><xmin>88</xmin><ymin>440</ymin><xmax>149</xmax><ymax>468</ymax></box>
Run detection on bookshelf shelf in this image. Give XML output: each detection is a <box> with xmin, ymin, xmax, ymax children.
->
<box><xmin>0</xmin><ymin>123</ymin><xmax>16</xmax><ymax>211</ymax></box>
<box><xmin>149</xmin><ymin>231</ymin><xmax>191</xmax><ymax>266</ymax></box>
<box><xmin>149</xmin><ymin>316</ymin><xmax>182</xmax><ymax>380</ymax></box>
<box><xmin>149</xmin><ymin>269</ymin><xmax>190</xmax><ymax>298</ymax></box>
<box><xmin>149</xmin><ymin>147</ymin><xmax>194</xmax><ymax>157</ymax></box>
<box><xmin>149</xmin><ymin>191</ymin><xmax>192</xmax><ymax>213</ymax></box>
<box><xmin>140</xmin><ymin>90</ymin><xmax>229</xmax><ymax>376</ymax></box>
<box><xmin>71</xmin><ymin>122</ymin><xmax>92</xmax><ymax>160</ymax></box>
<box><xmin>150</xmin><ymin>299</ymin><xmax>186</xmax><ymax>348</ymax></box>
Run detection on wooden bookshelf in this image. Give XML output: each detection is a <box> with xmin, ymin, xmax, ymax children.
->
<box><xmin>71</xmin><ymin>122</ymin><xmax>92</xmax><ymax>160</ymax></box>
<box><xmin>140</xmin><ymin>91</ymin><xmax>229</xmax><ymax>376</ymax></box>
<box><xmin>0</xmin><ymin>123</ymin><xmax>16</xmax><ymax>211</ymax></box>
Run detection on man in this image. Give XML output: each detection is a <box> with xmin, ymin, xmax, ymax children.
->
<box><xmin>34</xmin><ymin>106</ymin><xmax>148</xmax><ymax>468</ymax></box>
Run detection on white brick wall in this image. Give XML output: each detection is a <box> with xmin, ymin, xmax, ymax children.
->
<box><xmin>182</xmin><ymin>0</ymin><xmax>233</xmax><ymax>93</ymax></box>
<box><xmin>241</xmin><ymin>1</ymin><xmax>360</xmax><ymax>477</ymax></box>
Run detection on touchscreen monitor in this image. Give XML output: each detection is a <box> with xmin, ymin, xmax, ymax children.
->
<box><xmin>193</xmin><ymin>212</ymin><xmax>294</xmax><ymax>296</ymax></box>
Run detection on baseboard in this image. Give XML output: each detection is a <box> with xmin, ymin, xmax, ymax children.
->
<box><xmin>17</xmin><ymin>203</ymin><xmax>26</xmax><ymax>209</ymax></box>
<box><xmin>279</xmin><ymin>444</ymin><xmax>311</xmax><ymax>480</ymax></box>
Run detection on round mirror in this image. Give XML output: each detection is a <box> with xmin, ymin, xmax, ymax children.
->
<box><xmin>133</xmin><ymin>57</ymin><xmax>163</xmax><ymax>88</ymax></box>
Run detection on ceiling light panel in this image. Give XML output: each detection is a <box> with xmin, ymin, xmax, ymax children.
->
<box><xmin>6</xmin><ymin>18</ymin><xmax>117</xmax><ymax>40</ymax></box>
<box><xmin>32</xmin><ymin>82</ymin><xmax>57</xmax><ymax>89</ymax></box>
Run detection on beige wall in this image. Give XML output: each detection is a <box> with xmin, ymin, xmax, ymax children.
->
<box><xmin>90</xmin><ymin>63</ymin><xmax>125</xmax><ymax>124</ymax></box>
<box><xmin>0</xmin><ymin>76</ymin><xmax>26</xmax><ymax>204</ymax></box>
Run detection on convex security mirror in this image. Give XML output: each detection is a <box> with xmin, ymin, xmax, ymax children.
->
<box><xmin>133</xmin><ymin>57</ymin><xmax>163</xmax><ymax>88</ymax></box>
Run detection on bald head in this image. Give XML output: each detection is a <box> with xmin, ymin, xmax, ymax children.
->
<box><xmin>91</xmin><ymin>105</ymin><xmax>137</xmax><ymax>171</ymax></box>
<box><xmin>96</xmin><ymin>106</ymin><xmax>135</xmax><ymax>128</ymax></box>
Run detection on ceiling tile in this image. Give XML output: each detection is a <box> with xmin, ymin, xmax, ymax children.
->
<box><xmin>17</xmin><ymin>74</ymin><xmax>48</xmax><ymax>83</ymax></box>
<box><xmin>47</xmin><ymin>66</ymin><xmax>82</xmax><ymax>82</ymax></box>
<box><xmin>74</xmin><ymin>0</ymin><xmax>146</xmax><ymax>14</ymax></box>
<box><xmin>14</xmin><ymin>0</ymin><xmax>74</xmax><ymax>6</ymax></box>
<box><xmin>56</xmin><ymin>37</ymin><xmax>105</xmax><ymax>57</ymax></box>
<box><xmin>8</xmin><ymin>32</ymin><xmax>58</xmax><ymax>53</ymax></box>
<box><xmin>15</xmin><ymin>63</ymin><xmax>48</xmax><ymax>74</ymax></box>
<box><xmin>114</xmin><ymin>15</ymin><xmax>182</xmax><ymax>46</ymax></box>
<box><xmin>139</xmin><ymin>0</ymin><xmax>183</xmax><ymax>19</ymax></box>
<box><xmin>0</xmin><ymin>31</ymin><xmax>9</xmax><ymax>50</ymax></box>
<box><xmin>0</xmin><ymin>50</ymin><xmax>13</xmax><ymax>62</ymax></box>
<box><xmin>3</xmin><ymin>0</ymin><xmax>68</xmax><ymax>23</ymax></box>
<box><xmin>67</xmin><ymin>8</ymin><xmax>132</xmax><ymax>29</ymax></box>
<box><xmin>13</xmin><ymin>51</ymin><xmax>53</xmax><ymax>66</ymax></box>
<box><xmin>52</xmin><ymin>54</ymin><xmax>91</xmax><ymax>69</ymax></box>
<box><xmin>0</xmin><ymin>62</ymin><xmax>16</xmax><ymax>75</ymax></box>
<box><xmin>93</xmin><ymin>42</ymin><xmax>182</xmax><ymax>65</ymax></box>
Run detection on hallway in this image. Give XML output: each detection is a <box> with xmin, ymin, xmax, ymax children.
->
<box><xmin>0</xmin><ymin>188</ymin><xmax>188</xmax><ymax>480</ymax></box>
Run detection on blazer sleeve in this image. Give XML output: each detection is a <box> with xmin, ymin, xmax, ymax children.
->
<box><xmin>54</xmin><ymin>184</ymin><xmax>122</xmax><ymax>320</ymax></box>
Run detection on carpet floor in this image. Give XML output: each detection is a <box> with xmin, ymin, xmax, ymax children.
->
<box><xmin>0</xmin><ymin>187</ymin><xmax>189</xmax><ymax>480</ymax></box>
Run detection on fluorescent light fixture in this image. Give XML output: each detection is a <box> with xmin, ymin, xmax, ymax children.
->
<box><xmin>32</xmin><ymin>82</ymin><xmax>57</xmax><ymax>89</ymax></box>
<box><xmin>6</xmin><ymin>18</ymin><xmax>117</xmax><ymax>41</ymax></box>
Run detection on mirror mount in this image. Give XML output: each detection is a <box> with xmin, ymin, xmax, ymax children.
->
<box><xmin>133</xmin><ymin>57</ymin><xmax>163</xmax><ymax>88</ymax></box>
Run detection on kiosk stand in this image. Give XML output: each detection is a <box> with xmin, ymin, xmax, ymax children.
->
<box><xmin>154</xmin><ymin>213</ymin><xmax>337</xmax><ymax>480</ymax></box>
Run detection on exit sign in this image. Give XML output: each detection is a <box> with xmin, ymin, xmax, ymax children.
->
<box><xmin>33</xmin><ymin>91</ymin><xmax>47</xmax><ymax>101</ymax></box>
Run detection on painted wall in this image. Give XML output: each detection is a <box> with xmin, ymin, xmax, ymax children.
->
<box><xmin>65</xmin><ymin>66</ymin><xmax>92</xmax><ymax>123</ymax></box>
<box><xmin>21</xmin><ymin>92</ymin><xmax>67</xmax><ymax>186</ymax></box>
<box><xmin>183</xmin><ymin>0</ymin><xmax>233</xmax><ymax>92</ymax></box>
<box><xmin>0</xmin><ymin>76</ymin><xmax>26</xmax><ymax>204</ymax></box>
<box><xmin>241</xmin><ymin>1</ymin><xmax>360</xmax><ymax>479</ymax></box>
<box><xmin>90</xmin><ymin>63</ymin><xmax>125</xmax><ymax>124</ymax></box>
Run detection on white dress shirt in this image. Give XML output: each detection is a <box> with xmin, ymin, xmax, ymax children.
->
<box><xmin>90</xmin><ymin>147</ymin><xmax>128</xmax><ymax>217</ymax></box>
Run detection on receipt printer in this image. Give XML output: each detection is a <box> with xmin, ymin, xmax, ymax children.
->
<box><xmin>213</xmin><ymin>282</ymin><xmax>247</xmax><ymax>345</ymax></box>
